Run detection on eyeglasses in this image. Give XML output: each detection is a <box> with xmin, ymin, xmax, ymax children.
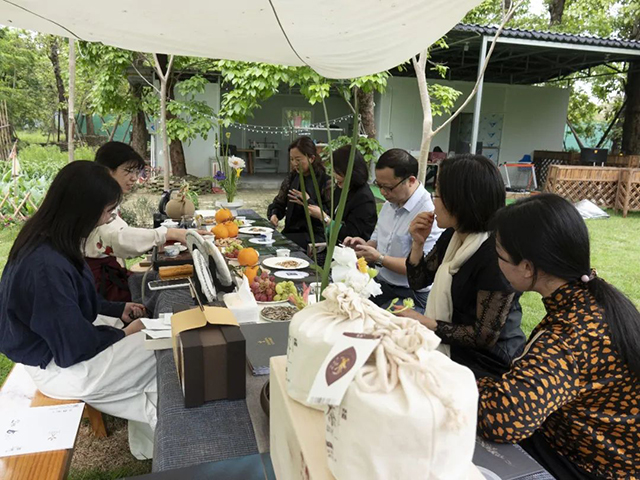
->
<box><xmin>373</xmin><ymin>177</ymin><xmax>410</xmax><ymax>193</ymax></box>
<box><xmin>122</xmin><ymin>166</ymin><xmax>143</xmax><ymax>176</ymax></box>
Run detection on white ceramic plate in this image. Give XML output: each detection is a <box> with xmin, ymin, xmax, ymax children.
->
<box><xmin>236</xmin><ymin>219</ymin><xmax>255</xmax><ymax>226</ymax></box>
<box><xmin>249</xmin><ymin>238</ymin><xmax>275</xmax><ymax>245</ymax></box>
<box><xmin>273</xmin><ymin>270</ymin><xmax>309</xmax><ymax>280</ymax></box>
<box><xmin>239</xmin><ymin>226</ymin><xmax>274</xmax><ymax>235</ymax></box>
<box><xmin>262</xmin><ymin>257</ymin><xmax>310</xmax><ymax>270</ymax></box>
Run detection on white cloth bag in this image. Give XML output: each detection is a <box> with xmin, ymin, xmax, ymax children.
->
<box><xmin>325</xmin><ymin>318</ymin><xmax>479</xmax><ymax>480</ymax></box>
<box><xmin>286</xmin><ymin>283</ymin><xmax>392</xmax><ymax>409</ymax></box>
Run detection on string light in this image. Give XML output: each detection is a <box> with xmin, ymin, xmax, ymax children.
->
<box><xmin>225</xmin><ymin>114</ymin><xmax>359</xmax><ymax>135</ymax></box>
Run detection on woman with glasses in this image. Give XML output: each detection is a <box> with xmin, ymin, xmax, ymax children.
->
<box><xmin>288</xmin><ymin>145</ymin><xmax>377</xmax><ymax>243</ymax></box>
<box><xmin>267</xmin><ymin>136</ymin><xmax>332</xmax><ymax>250</ymax></box>
<box><xmin>478</xmin><ymin>194</ymin><xmax>640</xmax><ymax>479</ymax></box>
<box><xmin>85</xmin><ymin>142</ymin><xmax>191</xmax><ymax>301</ymax></box>
<box><xmin>0</xmin><ymin>161</ymin><xmax>157</xmax><ymax>460</ymax></box>
<box><xmin>397</xmin><ymin>154</ymin><xmax>525</xmax><ymax>379</ymax></box>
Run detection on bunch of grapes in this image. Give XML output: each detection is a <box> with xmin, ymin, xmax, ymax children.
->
<box><xmin>224</xmin><ymin>243</ymin><xmax>242</xmax><ymax>259</ymax></box>
<box><xmin>250</xmin><ymin>272</ymin><xmax>278</xmax><ymax>302</ymax></box>
<box><xmin>273</xmin><ymin>281</ymin><xmax>298</xmax><ymax>302</ymax></box>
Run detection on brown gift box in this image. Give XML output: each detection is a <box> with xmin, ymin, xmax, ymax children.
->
<box><xmin>172</xmin><ymin>305</ymin><xmax>246</xmax><ymax>408</ymax></box>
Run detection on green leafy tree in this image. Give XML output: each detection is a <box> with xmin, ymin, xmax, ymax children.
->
<box><xmin>212</xmin><ymin>60</ymin><xmax>389</xmax><ymax>140</ymax></box>
<box><xmin>0</xmin><ymin>29</ymin><xmax>57</xmax><ymax>132</ymax></box>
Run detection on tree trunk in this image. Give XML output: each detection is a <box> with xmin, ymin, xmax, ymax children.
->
<box><xmin>567</xmin><ymin>118</ymin><xmax>584</xmax><ymax>149</ymax></box>
<box><xmin>108</xmin><ymin>115</ymin><xmax>122</xmax><ymax>142</ymax></box>
<box><xmin>169</xmin><ymin>140</ymin><xmax>187</xmax><ymax>177</ymax></box>
<box><xmin>622</xmin><ymin>62</ymin><xmax>640</xmax><ymax>155</ymax></box>
<box><xmin>548</xmin><ymin>0</ymin><xmax>566</xmax><ymax>26</ymax></box>
<box><xmin>156</xmin><ymin>54</ymin><xmax>187</xmax><ymax>178</ymax></box>
<box><xmin>85</xmin><ymin>114</ymin><xmax>95</xmax><ymax>135</ymax></box>
<box><xmin>167</xmin><ymin>73</ymin><xmax>187</xmax><ymax>177</ymax></box>
<box><xmin>130</xmin><ymin>83</ymin><xmax>149</xmax><ymax>159</ymax></box>
<box><xmin>47</xmin><ymin>37</ymin><xmax>68</xmax><ymax>141</ymax></box>
<box><xmin>413</xmin><ymin>53</ymin><xmax>434</xmax><ymax>184</ymax></box>
<box><xmin>357</xmin><ymin>90</ymin><xmax>376</xmax><ymax>138</ymax></box>
<box><xmin>160</xmin><ymin>78</ymin><xmax>170</xmax><ymax>189</ymax></box>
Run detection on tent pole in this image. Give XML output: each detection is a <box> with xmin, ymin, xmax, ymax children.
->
<box><xmin>68</xmin><ymin>38</ymin><xmax>76</xmax><ymax>162</ymax></box>
<box><xmin>470</xmin><ymin>36</ymin><xmax>488</xmax><ymax>155</ymax></box>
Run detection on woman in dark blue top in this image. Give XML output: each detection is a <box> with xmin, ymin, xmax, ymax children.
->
<box><xmin>0</xmin><ymin>161</ymin><xmax>158</xmax><ymax>459</ymax></box>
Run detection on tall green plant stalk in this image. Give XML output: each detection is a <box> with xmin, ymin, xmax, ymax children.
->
<box><xmin>320</xmin><ymin>92</ymin><xmax>360</xmax><ymax>293</ymax></box>
<box><xmin>298</xmin><ymin>172</ymin><xmax>319</xmax><ymax>270</ymax></box>
<box><xmin>306</xmin><ymin>164</ymin><xmax>327</xmax><ymax>302</ymax></box>
<box><xmin>322</xmin><ymin>99</ymin><xmax>334</xmax><ymax>221</ymax></box>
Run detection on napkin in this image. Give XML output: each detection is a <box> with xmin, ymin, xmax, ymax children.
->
<box><xmin>223</xmin><ymin>276</ymin><xmax>259</xmax><ymax>324</ymax></box>
<box><xmin>238</xmin><ymin>275</ymin><xmax>257</xmax><ymax>306</ymax></box>
<box><xmin>142</xmin><ymin>329</ymin><xmax>172</xmax><ymax>339</ymax></box>
<box><xmin>141</xmin><ymin>318</ymin><xmax>171</xmax><ymax>330</ymax></box>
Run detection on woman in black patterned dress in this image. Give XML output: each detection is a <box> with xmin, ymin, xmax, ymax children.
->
<box><xmin>397</xmin><ymin>154</ymin><xmax>525</xmax><ymax>378</ymax></box>
<box><xmin>478</xmin><ymin>193</ymin><xmax>640</xmax><ymax>480</ymax></box>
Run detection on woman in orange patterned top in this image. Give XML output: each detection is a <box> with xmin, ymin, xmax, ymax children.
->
<box><xmin>477</xmin><ymin>193</ymin><xmax>640</xmax><ymax>479</ymax></box>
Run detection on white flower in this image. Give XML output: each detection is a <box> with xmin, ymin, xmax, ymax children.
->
<box><xmin>329</xmin><ymin>247</ymin><xmax>381</xmax><ymax>299</ymax></box>
<box><xmin>333</xmin><ymin>246</ymin><xmax>358</xmax><ymax>266</ymax></box>
<box><xmin>228</xmin><ymin>156</ymin><xmax>246</xmax><ymax>170</ymax></box>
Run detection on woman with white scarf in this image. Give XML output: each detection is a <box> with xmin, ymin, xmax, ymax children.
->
<box><xmin>397</xmin><ymin>154</ymin><xmax>525</xmax><ymax>378</ymax></box>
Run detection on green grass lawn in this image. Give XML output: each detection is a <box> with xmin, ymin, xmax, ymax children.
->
<box><xmin>519</xmin><ymin>210</ymin><xmax>640</xmax><ymax>334</ymax></box>
<box><xmin>16</xmin><ymin>129</ymin><xmax>49</xmax><ymax>145</ymax></box>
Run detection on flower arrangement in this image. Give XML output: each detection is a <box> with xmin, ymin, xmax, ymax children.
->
<box><xmin>214</xmin><ymin>132</ymin><xmax>246</xmax><ymax>203</ymax></box>
<box><xmin>331</xmin><ymin>247</ymin><xmax>382</xmax><ymax>299</ymax></box>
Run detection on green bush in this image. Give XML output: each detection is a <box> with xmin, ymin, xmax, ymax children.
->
<box><xmin>0</xmin><ymin>145</ymin><xmax>97</xmax><ymax>218</ymax></box>
<box><xmin>0</xmin><ymin>145</ymin><xmax>97</xmax><ymax>180</ymax></box>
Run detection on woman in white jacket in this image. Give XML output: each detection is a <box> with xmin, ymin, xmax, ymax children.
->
<box><xmin>85</xmin><ymin>142</ymin><xmax>190</xmax><ymax>301</ymax></box>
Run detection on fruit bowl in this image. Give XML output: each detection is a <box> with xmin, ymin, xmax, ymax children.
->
<box><xmin>250</xmin><ymin>275</ymin><xmax>298</xmax><ymax>304</ymax></box>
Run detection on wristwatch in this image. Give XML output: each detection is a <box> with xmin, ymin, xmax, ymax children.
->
<box><xmin>375</xmin><ymin>253</ymin><xmax>385</xmax><ymax>267</ymax></box>
<box><xmin>323</xmin><ymin>214</ymin><xmax>331</xmax><ymax>225</ymax></box>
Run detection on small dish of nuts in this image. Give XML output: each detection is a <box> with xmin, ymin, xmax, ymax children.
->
<box><xmin>260</xmin><ymin>306</ymin><xmax>298</xmax><ymax>322</ymax></box>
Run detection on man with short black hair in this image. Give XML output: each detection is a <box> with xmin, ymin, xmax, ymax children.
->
<box><xmin>344</xmin><ymin>148</ymin><xmax>442</xmax><ymax>311</ymax></box>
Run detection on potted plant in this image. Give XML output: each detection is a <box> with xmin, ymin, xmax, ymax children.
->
<box><xmin>214</xmin><ymin>132</ymin><xmax>246</xmax><ymax>214</ymax></box>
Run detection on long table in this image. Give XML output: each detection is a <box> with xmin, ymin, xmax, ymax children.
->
<box><xmin>138</xmin><ymin>210</ymin><xmax>553</xmax><ymax>479</ymax></box>
<box><xmin>145</xmin><ymin>210</ymin><xmax>314</xmax><ymax>472</ymax></box>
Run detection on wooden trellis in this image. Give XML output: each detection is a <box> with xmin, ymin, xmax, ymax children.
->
<box><xmin>0</xmin><ymin>191</ymin><xmax>40</xmax><ymax>221</ymax></box>
<box><xmin>545</xmin><ymin>165</ymin><xmax>640</xmax><ymax>218</ymax></box>
<box><xmin>0</xmin><ymin>100</ymin><xmax>13</xmax><ymax>161</ymax></box>
<box><xmin>616</xmin><ymin>169</ymin><xmax>640</xmax><ymax>218</ymax></box>
<box><xmin>545</xmin><ymin>165</ymin><xmax>621</xmax><ymax>208</ymax></box>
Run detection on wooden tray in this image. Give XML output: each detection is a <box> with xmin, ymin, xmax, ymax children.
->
<box><xmin>152</xmin><ymin>245</ymin><xmax>193</xmax><ymax>271</ymax></box>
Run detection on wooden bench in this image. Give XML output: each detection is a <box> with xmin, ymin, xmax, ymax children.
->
<box><xmin>0</xmin><ymin>364</ymin><xmax>107</xmax><ymax>480</ymax></box>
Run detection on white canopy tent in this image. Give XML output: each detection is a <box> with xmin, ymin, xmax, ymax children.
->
<box><xmin>1</xmin><ymin>0</ymin><xmax>482</xmax><ymax>78</ymax></box>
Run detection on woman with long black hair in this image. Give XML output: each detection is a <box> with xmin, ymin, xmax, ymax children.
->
<box><xmin>0</xmin><ymin>161</ymin><xmax>157</xmax><ymax>459</ymax></box>
<box><xmin>478</xmin><ymin>193</ymin><xmax>640</xmax><ymax>479</ymax></box>
<box><xmin>267</xmin><ymin>136</ymin><xmax>331</xmax><ymax>249</ymax></box>
<box><xmin>291</xmin><ymin>145</ymin><xmax>377</xmax><ymax>242</ymax></box>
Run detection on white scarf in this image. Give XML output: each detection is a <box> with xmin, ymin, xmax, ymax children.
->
<box><xmin>425</xmin><ymin>231</ymin><xmax>490</xmax><ymax>356</ymax></box>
